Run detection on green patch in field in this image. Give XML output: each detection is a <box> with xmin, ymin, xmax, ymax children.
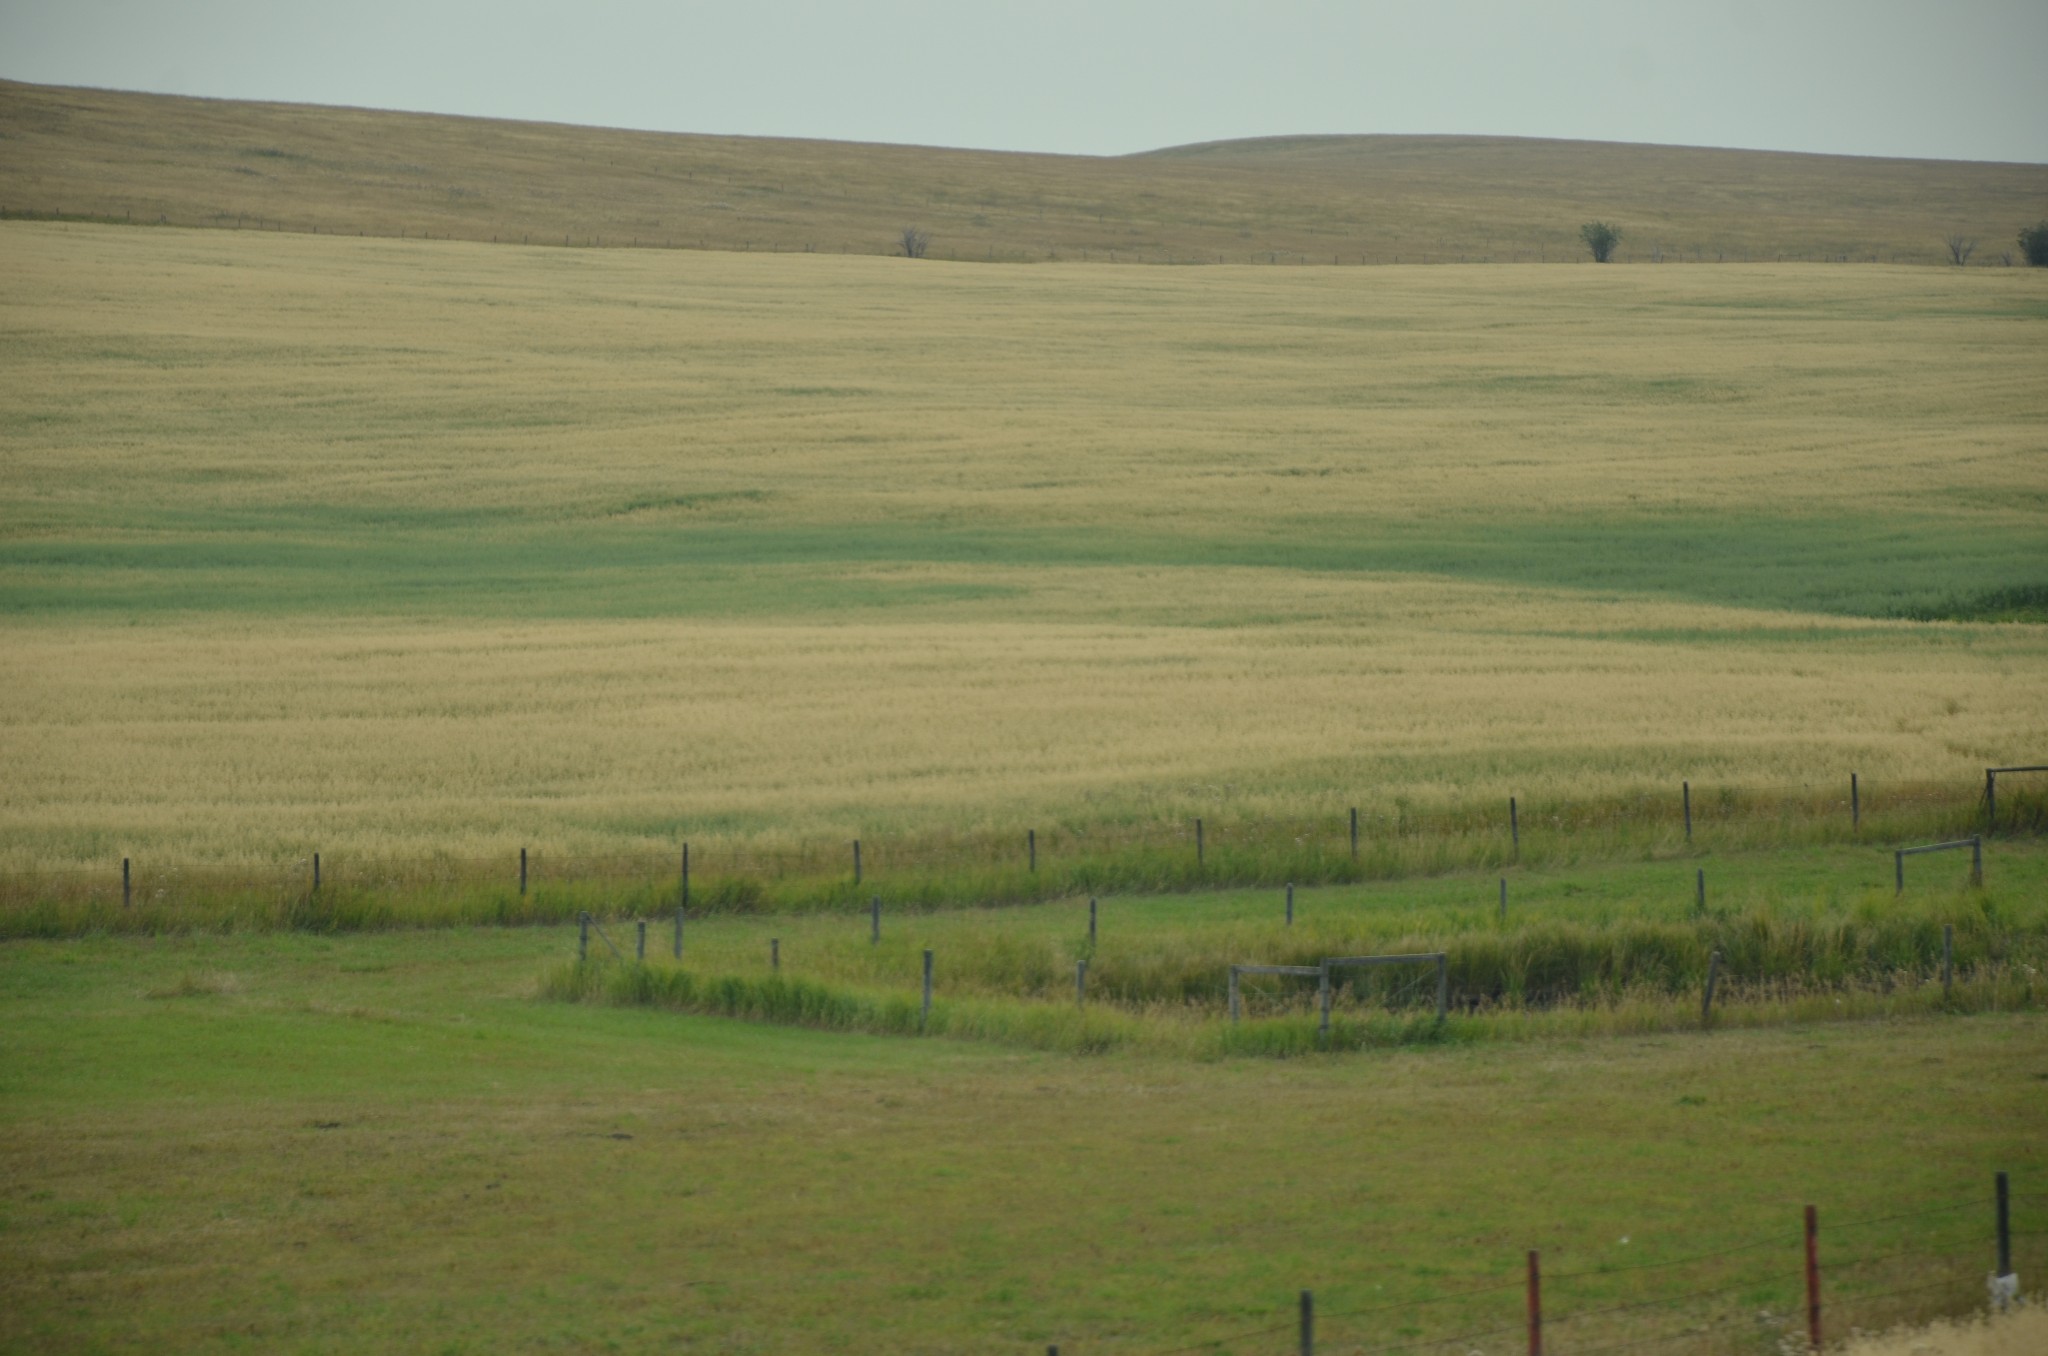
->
<box><xmin>0</xmin><ymin>503</ymin><xmax>2039</xmax><ymax>620</ymax></box>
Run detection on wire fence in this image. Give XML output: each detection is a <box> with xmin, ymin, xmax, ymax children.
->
<box><xmin>2</xmin><ymin>772</ymin><xmax>2037</xmax><ymax>920</ymax></box>
<box><xmin>1110</xmin><ymin>1178</ymin><xmax>2034</xmax><ymax>1356</ymax></box>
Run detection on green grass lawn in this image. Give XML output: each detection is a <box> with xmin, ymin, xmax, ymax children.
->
<box><xmin>5</xmin><ymin>868</ymin><xmax>2045</xmax><ymax>1352</ymax></box>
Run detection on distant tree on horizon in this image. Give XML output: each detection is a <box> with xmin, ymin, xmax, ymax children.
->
<box><xmin>1944</xmin><ymin>233</ymin><xmax>1977</xmax><ymax>266</ymax></box>
<box><xmin>2019</xmin><ymin>221</ymin><xmax>2048</xmax><ymax>266</ymax></box>
<box><xmin>1579</xmin><ymin>221</ymin><xmax>1622</xmax><ymax>263</ymax></box>
<box><xmin>899</xmin><ymin>226</ymin><xmax>931</xmax><ymax>259</ymax></box>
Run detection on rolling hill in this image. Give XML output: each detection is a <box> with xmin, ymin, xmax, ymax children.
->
<box><xmin>3</xmin><ymin>77</ymin><xmax>2043</xmax><ymax>265</ymax></box>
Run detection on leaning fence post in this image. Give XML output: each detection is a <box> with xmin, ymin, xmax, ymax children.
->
<box><xmin>123</xmin><ymin>857</ymin><xmax>131</xmax><ymax>909</ymax></box>
<box><xmin>921</xmin><ymin>949</ymin><xmax>933</xmax><ymax>1028</ymax></box>
<box><xmin>636</xmin><ymin>920</ymin><xmax>646</xmax><ymax>961</ymax></box>
<box><xmin>1804</xmin><ymin>1205</ymin><xmax>1821</xmax><ymax>1352</ymax></box>
<box><xmin>1527</xmin><ymin>1250</ymin><xmax>1542</xmax><ymax>1356</ymax></box>
<box><xmin>1683</xmin><ymin>781</ymin><xmax>1692</xmax><ymax>841</ymax></box>
<box><xmin>1701</xmin><ymin>950</ymin><xmax>1721</xmax><ymax>1025</ymax></box>
<box><xmin>1299</xmin><ymin>1289</ymin><xmax>1314</xmax><ymax>1356</ymax></box>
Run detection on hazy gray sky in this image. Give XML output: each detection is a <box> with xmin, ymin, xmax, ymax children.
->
<box><xmin>4</xmin><ymin>0</ymin><xmax>2043</xmax><ymax>163</ymax></box>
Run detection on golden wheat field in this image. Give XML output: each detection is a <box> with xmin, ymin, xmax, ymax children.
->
<box><xmin>2</xmin><ymin>221</ymin><xmax>2045</xmax><ymax>864</ymax></box>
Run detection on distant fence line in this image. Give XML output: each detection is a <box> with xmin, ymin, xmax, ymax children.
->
<box><xmin>0</xmin><ymin>769</ymin><xmax>2036</xmax><ymax>914</ymax></box>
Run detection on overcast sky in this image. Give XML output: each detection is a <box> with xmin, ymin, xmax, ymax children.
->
<box><xmin>3</xmin><ymin>0</ymin><xmax>2043</xmax><ymax>164</ymax></box>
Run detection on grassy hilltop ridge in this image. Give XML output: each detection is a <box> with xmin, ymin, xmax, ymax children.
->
<box><xmin>3</xmin><ymin>77</ymin><xmax>2044</xmax><ymax>265</ymax></box>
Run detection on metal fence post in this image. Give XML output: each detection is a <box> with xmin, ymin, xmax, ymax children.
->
<box><xmin>1299</xmin><ymin>1289</ymin><xmax>1314</xmax><ymax>1356</ymax></box>
<box><xmin>852</xmin><ymin>839</ymin><xmax>862</xmax><ymax>885</ymax></box>
<box><xmin>1089</xmin><ymin>897</ymin><xmax>1097</xmax><ymax>944</ymax></box>
<box><xmin>921</xmin><ymin>949</ymin><xmax>933</xmax><ymax>1028</ymax></box>
<box><xmin>1851</xmin><ymin>772</ymin><xmax>1859</xmax><ymax>829</ymax></box>
<box><xmin>680</xmin><ymin>843</ymin><xmax>689</xmax><ymax>909</ymax></box>
<box><xmin>1028</xmin><ymin>828</ymin><xmax>1036</xmax><ymax>873</ymax></box>
<box><xmin>1510</xmin><ymin>796</ymin><xmax>1520</xmax><ymax>858</ymax></box>
<box><xmin>1286</xmin><ymin>882</ymin><xmax>1294</xmax><ymax>926</ymax></box>
<box><xmin>1527</xmin><ymin>1250</ymin><xmax>1542</xmax><ymax>1356</ymax></box>
<box><xmin>520</xmin><ymin>846</ymin><xmax>527</xmax><ymax>896</ymax></box>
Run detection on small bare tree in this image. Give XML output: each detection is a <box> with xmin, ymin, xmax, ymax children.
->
<box><xmin>1944</xmin><ymin>233</ymin><xmax>1976</xmax><ymax>266</ymax></box>
<box><xmin>899</xmin><ymin>226</ymin><xmax>931</xmax><ymax>259</ymax></box>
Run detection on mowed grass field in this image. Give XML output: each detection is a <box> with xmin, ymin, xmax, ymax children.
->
<box><xmin>3</xmin><ymin>921</ymin><xmax>2044</xmax><ymax>1354</ymax></box>
<box><xmin>2</xmin><ymin>221</ymin><xmax>2044</xmax><ymax>866</ymax></box>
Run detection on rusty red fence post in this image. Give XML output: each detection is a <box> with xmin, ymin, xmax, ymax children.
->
<box><xmin>1804</xmin><ymin>1204</ymin><xmax>1821</xmax><ymax>1351</ymax></box>
<box><xmin>1527</xmin><ymin>1249</ymin><xmax>1542</xmax><ymax>1356</ymax></box>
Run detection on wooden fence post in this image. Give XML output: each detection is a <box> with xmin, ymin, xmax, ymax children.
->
<box><xmin>1510</xmin><ymin>797</ymin><xmax>1520</xmax><ymax>858</ymax></box>
<box><xmin>519</xmin><ymin>847</ymin><xmax>528</xmax><ymax>896</ymax></box>
<box><xmin>1028</xmin><ymin>828</ymin><xmax>1036</xmax><ymax>873</ymax></box>
<box><xmin>1695</xmin><ymin>868</ymin><xmax>1706</xmax><ymax>915</ymax></box>
<box><xmin>1088</xmin><ymin>897</ymin><xmax>1097</xmax><ymax>944</ymax></box>
<box><xmin>1286</xmin><ymin>882</ymin><xmax>1294</xmax><ymax>926</ymax></box>
<box><xmin>1701</xmin><ymin>950</ymin><xmax>1721</xmax><ymax>1025</ymax></box>
<box><xmin>1349</xmin><ymin>806</ymin><xmax>1358</xmax><ymax>860</ymax></box>
<box><xmin>1527</xmin><ymin>1250</ymin><xmax>1542</xmax><ymax>1356</ymax></box>
<box><xmin>1076</xmin><ymin>959</ymin><xmax>1087</xmax><ymax>1007</ymax></box>
<box><xmin>1499</xmin><ymin>877</ymin><xmax>1508</xmax><ymax>923</ymax></box>
<box><xmin>1195</xmin><ymin>818</ymin><xmax>1204</xmax><ymax>870</ymax></box>
<box><xmin>636</xmin><ymin>920</ymin><xmax>646</xmax><ymax>961</ymax></box>
<box><xmin>852</xmin><ymin>839</ymin><xmax>862</xmax><ymax>885</ymax></box>
<box><xmin>1228</xmin><ymin>966</ymin><xmax>1241</xmax><ymax>1023</ymax></box>
<box><xmin>1986</xmin><ymin>768</ymin><xmax>1996</xmax><ymax>830</ymax></box>
<box><xmin>681</xmin><ymin>843</ymin><xmax>689</xmax><ymax>909</ymax></box>
<box><xmin>1804</xmin><ymin>1205</ymin><xmax>1821</xmax><ymax>1352</ymax></box>
<box><xmin>1683</xmin><ymin>781</ymin><xmax>1692</xmax><ymax>841</ymax></box>
<box><xmin>1996</xmin><ymin>1171</ymin><xmax>2012</xmax><ymax>1288</ymax></box>
<box><xmin>313</xmin><ymin>852</ymin><xmax>321</xmax><ymax>891</ymax></box>
<box><xmin>1851</xmin><ymin>772</ymin><xmax>1859</xmax><ymax>829</ymax></box>
<box><xmin>123</xmin><ymin>857</ymin><xmax>131</xmax><ymax>909</ymax></box>
<box><xmin>674</xmin><ymin>906</ymin><xmax>683</xmax><ymax>959</ymax></box>
<box><xmin>1299</xmin><ymin>1289</ymin><xmax>1314</xmax><ymax>1356</ymax></box>
<box><xmin>1972</xmin><ymin>835</ymin><xmax>1983</xmax><ymax>885</ymax></box>
<box><xmin>771</xmin><ymin>938</ymin><xmax>779</xmax><ymax>971</ymax></box>
<box><xmin>921</xmin><ymin>949</ymin><xmax>933</xmax><ymax>1028</ymax></box>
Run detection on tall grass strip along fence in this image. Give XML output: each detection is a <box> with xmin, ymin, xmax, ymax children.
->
<box><xmin>1112</xmin><ymin>1179</ymin><xmax>2035</xmax><ymax>1356</ymax></box>
<box><xmin>542</xmin><ymin>893</ymin><xmax>2048</xmax><ymax>1056</ymax></box>
<box><xmin>3</xmin><ymin>775</ymin><xmax>2038</xmax><ymax>938</ymax></box>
